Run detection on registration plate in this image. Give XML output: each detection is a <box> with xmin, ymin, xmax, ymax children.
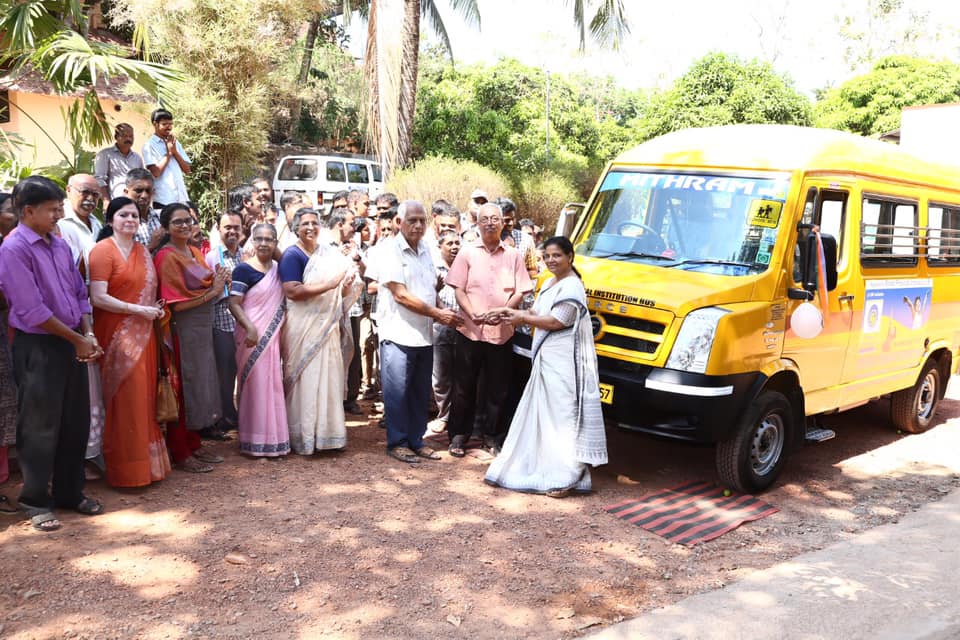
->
<box><xmin>599</xmin><ymin>383</ymin><xmax>614</xmax><ymax>405</ymax></box>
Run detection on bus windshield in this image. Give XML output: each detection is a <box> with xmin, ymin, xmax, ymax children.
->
<box><xmin>578</xmin><ymin>170</ymin><xmax>792</xmax><ymax>276</ymax></box>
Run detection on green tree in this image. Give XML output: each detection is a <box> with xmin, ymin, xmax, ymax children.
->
<box><xmin>365</xmin><ymin>0</ymin><xmax>630</xmax><ymax>175</ymax></box>
<box><xmin>414</xmin><ymin>56</ymin><xmax>642</xmax><ymax>197</ymax></box>
<box><xmin>814</xmin><ymin>56</ymin><xmax>960</xmax><ymax>136</ymax></box>
<box><xmin>636</xmin><ymin>52</ymin><xmax>813</xmax><ymax>140</ymax></box>
<box><xmin>112</xmin><ymin>0</ymin><xmax>319</xmax><ymax>218</ymax></box>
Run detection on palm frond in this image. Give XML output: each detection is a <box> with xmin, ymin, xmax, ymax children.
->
<box><xmin>589</xmin><ymin>0</ymin><xmax>629</xmax><ymax>50</ymax></box>
<box><xmin>567</xmin><ymin>0</ymin><xmax>588</xmax><ymax>51</ymax></box>
<box><xmin>421</xmin><ymin>0</ymin><xmax>453</xmax><ymax>59</ymax></box>
<box><xmin>31</xmin><ymin>31</ymin><xmax>182</xmax><ymax>103</ymax></box>
<box><xmin>0</xmin><ymin>0</ymin><xmax>62</xmax><ymax>55</ymax></box>
<box><xmin>445</xmin><ymin>0</ymin><xmax>480</xmax><ymax>28</ymax></box>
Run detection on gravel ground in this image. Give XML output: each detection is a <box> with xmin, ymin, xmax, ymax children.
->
<box><xmin>2</xmin><ymin>381</ymin><xmax>959</xmax><ymax>640</ymax></box>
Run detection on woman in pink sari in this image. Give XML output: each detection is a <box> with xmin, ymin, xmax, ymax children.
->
<box><xmin>228</xmin><ymin>223</ymin><xmax>290</xmax><ymax>457</ymax></box>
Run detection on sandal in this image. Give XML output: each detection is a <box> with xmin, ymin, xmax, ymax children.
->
<box><xmin>194</xmin><ymin>449</ymin><xmax>224</xmax><ymax>464</ymax></box>
<box><xmin>30</xmin><ymin>511</ymin><xmax>61</xmax><ymax>532</ymax></box>
<box><xmin>546</xmin><ymin>488</ymin><xmax>571</xmax><ymax>499</ymax></box>
<box><xmin>414</xmin><ymin>446</ymin><xmax>441</xmax><ymax>460</ymax></box>
<box><xmin>74</xmin><ymin>497</ymin><xmax>104</xmax><ymax>516</ymax></box>
<box><xmin>176</xmin><ymin>456</ymin><xmax>214</xmax><ymax>473</ymax></box>
<box><xmin>387</xmin><ymin>447</ymin><xmax>419</xmax><ymax>464</ymax></box>
<box><xmin>448</xmin><ymin>435</ymin><xmax>467</xmax><ymax>458</ymax></box>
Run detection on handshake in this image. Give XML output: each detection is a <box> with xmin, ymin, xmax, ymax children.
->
<box><xmin>473</xmin><ymin>307</ymin><xmax>522</xmax><ymax>327</ymax></box>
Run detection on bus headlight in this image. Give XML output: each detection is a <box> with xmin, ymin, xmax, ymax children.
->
<box><xmin>666</xmin><ymin>307</ymin><xmax>729</xmax><ymax>374</ymax></box>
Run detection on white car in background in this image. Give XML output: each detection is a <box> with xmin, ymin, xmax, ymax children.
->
<box><xmin>272</xmin><ymin>154</ymin><xmax>384</xmax><ymax>210</ymax></box>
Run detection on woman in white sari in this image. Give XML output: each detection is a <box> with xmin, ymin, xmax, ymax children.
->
<box><xmin>279</xmin><ymin>208</ymin><xmax>360</xmax><ymax>454</ymax></box>
<box><xmin>486</xmin><ymin>236</ymin><xmax>607</xmax><ymax>497</ymax></box>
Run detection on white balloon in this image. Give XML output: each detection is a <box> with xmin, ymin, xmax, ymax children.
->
<box><xmin>790</xmin><ymin>301</ymin><xmax>823</xmax><ymax>339</ymax></box>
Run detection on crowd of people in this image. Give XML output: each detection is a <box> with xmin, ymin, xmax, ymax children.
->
<box><xmin>0</xmin><ymin>108</ymin><xmax>608</xmax><ymax>532</ymax></box>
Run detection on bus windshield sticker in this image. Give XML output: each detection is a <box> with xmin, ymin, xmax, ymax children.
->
<box><xmin>748</xmin><ymin>199</ymin><xmax>783</xmax><ymax>228</ymax></box>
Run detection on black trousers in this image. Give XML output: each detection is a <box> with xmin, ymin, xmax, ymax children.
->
<box><xmin>12</xmin><ymin>331</ymin><xmax>90</xmax><ymax>511</ymax></box>
<box><xmin>213</xmin><ymin>328</ymin><xmax>238</xmax><ymax>428</ymax></box>
<box><xmin>499</xmin><ymin>351</ymin><xmax>532</xmax><ymax>433</ymax></box>
<box><xmin>447</xmin><ymin>333</ymin><xmax>513</xmax><ymax>441</ymax></box>
<box><xmin>347</xmin><ymin>315</ymin><xmax>362</xmax><ymax>402</ymax></box>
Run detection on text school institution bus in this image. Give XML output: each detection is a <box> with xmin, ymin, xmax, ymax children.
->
<box><xmin>566</xmin><ymin>124</ymin><xmax>960</xmax><ymax>492</ymax></box>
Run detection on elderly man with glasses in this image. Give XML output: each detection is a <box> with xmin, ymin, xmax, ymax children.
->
<box><xmin>444</xmin><ymin>203</ymin><xmax>533</xmax><ymax>457</ymax></box>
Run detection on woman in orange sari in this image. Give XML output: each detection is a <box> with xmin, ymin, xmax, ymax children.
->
<box><xmin>89</xmin><ymin>197</ymin><xmax>171</xmax><ymax>487</ymax></box>
<box><xmin>154</xmin><ymin>203</ymin><xmax>230</xmax><ymax>473</ymax></box>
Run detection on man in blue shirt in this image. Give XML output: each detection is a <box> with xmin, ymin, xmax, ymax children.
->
<box><xmin>142</xmin><ymin>108</ymin><xmax>191</xmax><ymax>208</ymax></box>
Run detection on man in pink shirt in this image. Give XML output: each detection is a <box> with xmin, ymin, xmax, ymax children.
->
<box><xmin>444</xmin><ymin>203</ymin><xmax>533</xmax><ymax>457</ymax></box>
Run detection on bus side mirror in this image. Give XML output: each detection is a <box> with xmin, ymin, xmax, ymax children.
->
<box><xmin>555</xmin><ymin>202</ymin><xmax>585</xmax><ymax>238</ymax></box>
<box><xmin>801</xmin><ymin>233</ymin><xmax>838</xmax><ymax>292</ymax></box>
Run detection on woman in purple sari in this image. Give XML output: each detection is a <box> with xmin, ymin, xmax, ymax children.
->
<box><xmin>228</xmin><ymin>223</ymin><xmax>289</xmax><ymax>457</ymax></box>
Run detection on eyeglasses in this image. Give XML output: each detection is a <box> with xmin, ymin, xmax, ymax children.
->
<box><xmin>169</xmin><ymin>218</ymin><xmax>193</xmax><ymax>227</ymax></box>
<box><xmin>73</xmin><ymin>189</ymin><xmax>101</xmax><ymax>199</ymax></box>
<box><xmin>251</xmin><ymin>237</ymin><xmax>276</xmax><ymax>244</ymax></box>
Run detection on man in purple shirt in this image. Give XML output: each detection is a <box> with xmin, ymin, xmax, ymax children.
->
<box><xmin>0</xmin><ymin>176</ymin><xmax>105</xmax><ymax>532</ymax></box>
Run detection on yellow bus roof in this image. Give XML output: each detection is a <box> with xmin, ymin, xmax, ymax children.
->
<box><xmin>614</xmin><ymin>125</ymin><xmax>960</xmax><ymax>190</ymax></box>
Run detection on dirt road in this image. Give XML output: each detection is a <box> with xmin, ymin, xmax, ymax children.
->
<box><xmin>2</xmin><ymin>382</ymin><xmax>959</xmax><ymax>639</ymax></box>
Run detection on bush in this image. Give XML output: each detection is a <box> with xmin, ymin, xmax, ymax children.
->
<box><xmin>516</xmin><ymin>170</ymin><xmax>580</xmax><ymax>233</ymax></box>
<box><xmin>386</xmin><ymin>156</ymin><xmax>511</xmax><ymax>212</ymax></box>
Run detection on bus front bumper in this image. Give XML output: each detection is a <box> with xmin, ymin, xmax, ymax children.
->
<box><xmin>597</xmin><ymin>356</ymin><xmax>765</xmax><ymax>443</ymax></box>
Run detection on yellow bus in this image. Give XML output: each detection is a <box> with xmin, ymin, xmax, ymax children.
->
<box><xmin>567</xmin><ymin>124</ymin><xmax>960</xmax><ymax>492</ymax></box>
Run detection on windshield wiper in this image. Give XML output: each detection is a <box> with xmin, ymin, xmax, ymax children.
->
<box><xmin>591</xmin><ymin>251</ymin><xmax>675</xmax><ymax>261</ymax></box>
<box><xmin>666</xmin><ymin>259</ymin><xmax>758</xmax><ymax>269</ymax></box>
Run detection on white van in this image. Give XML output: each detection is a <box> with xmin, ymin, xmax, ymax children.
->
<box><xmin>272</xmin><ymin>155</ymin><xmax>384</xmax><ymax>209</ymax></box>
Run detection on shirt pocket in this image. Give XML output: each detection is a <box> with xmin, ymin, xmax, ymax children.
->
<box><xmin>497</xmin><ymin>266</ymin><xmax>516</xmax><ymax>295</ymax></box>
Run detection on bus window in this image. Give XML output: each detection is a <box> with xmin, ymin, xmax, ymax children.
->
<box><xmin>278</xmin><ymin>158</ymin><xmax>317</xmax><ymax>181</ymax></box>
<box><xmin>861</xmin><ymin>196</ymin><xmax>918</xmax><ymax>265</ymax></box>
<box><xmin>326</xmin><ymin>161</ymin><xmax>346</xmax><ymax>182</ymax></box>
<box><xmin>347</xmin><ymin>163</ymin><xmax>369</xmax><ymax>184</ymax></box>
<box><xmin>928</xmin><ymin>203</ymin><xmax>960</xmax><ymax>264</ymax></box>
<box><xmin>819</xmin><ymin>190</ymin><xmax>847</xmax><ymax>263</ymax></box>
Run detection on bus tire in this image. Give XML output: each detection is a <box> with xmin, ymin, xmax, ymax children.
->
<box><xmin>716</xmin><ymin>390</ymin><xmax>792</xmax><ymax>494</ymax></box>
<box><xmin>891</xmin><ymin>359</ymin><xmax>941</xmax><ymax>434</ymax></box>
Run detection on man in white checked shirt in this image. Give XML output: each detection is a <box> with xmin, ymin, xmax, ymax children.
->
<box><xmin>203</xmin><ymin>212</ymin><xmax>243</xmax><ymax>439</ymax></box>
<box><xmin>429</xmin><ymin>230</ymin><xmax>461</xmax><ymax>433</ymax></box>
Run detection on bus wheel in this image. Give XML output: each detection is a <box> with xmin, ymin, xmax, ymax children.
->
<box><xmin>716</xmin><ymin>390</ymin><xmax>792</xmax><ymax>494</ymax></box>
<box><xmin>891</xmin><ymin>360</ymin><xmax>941</xmax><ymax>434</ymax></box>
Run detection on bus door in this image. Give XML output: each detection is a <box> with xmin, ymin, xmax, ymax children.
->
<box><xmin>782</xmin><ymin>182</ymin><xmax>855</xmax><ymax>412</ymax></box>
<box><xmin>842</xmin><ymin>193</ymin><xmax>927</xmax><ymax>383</ymax></box>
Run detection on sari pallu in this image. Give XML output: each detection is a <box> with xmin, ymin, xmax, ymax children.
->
<box><xmin>235</xmin><ymin>264</ymin><xmax>289</xmax><ymax>457</ymax></box>
<box><xmin>282</xmin><ymin>245</ymin><xmax>350</xmax><ymax>453</ymax></box>
<box><xmin>91</xmin><ymin>240</ymin><xmax>171</xmax><ymax>487</ymax></box>
<box><xmin>155</xmin><ymin>245</ymin><xmax>221</xmax><ymax>430</ymax></box>
<box><xmin>485</xmin><ymin>276</ymin><xmax>608</xmax><ymax>494</ymax></box>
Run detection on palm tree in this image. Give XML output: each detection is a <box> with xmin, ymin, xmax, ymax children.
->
<box><xmin>0</xmin><ymin>0</ymin><xmax>179</xmax><ymax>172</ymax></box>
<box><xmin>364</xmin><ymin>0</ymin><xmax>629</xmax><ymax>175</ymax></box>
<box><xmin>569</xmin><ymin>0</ymin><xmax>630</xmax><ymax>51</ymax></box>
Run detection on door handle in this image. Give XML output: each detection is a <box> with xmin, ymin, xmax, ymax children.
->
<box><xmin>838</xmin><ymin>294</ymin><xmax>855</xmax><ymax>302</ymax></box>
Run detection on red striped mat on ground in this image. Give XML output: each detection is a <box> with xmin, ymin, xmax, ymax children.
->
<box><xmin>603</xmin><ymin>480</ymin><xmax>779</xmax><ymax>546</ymax></box>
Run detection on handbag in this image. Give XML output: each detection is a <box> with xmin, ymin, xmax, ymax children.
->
<box><xmin>155</xmin><ymin>321</ymin><xmax>179</xmax><ymax>424</ymax></box>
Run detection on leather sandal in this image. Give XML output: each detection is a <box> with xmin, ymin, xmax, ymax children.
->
<box><xmin>176</xmin><ymin>456</ymin><xmax>214</xmax><ymax>473</ymax></box>
<box><xmin>194</xmin><ymin>448</ymin><xmax>224</xmax><ymax>464</ymax></box>
<box><xmin>448</xmin><ymin>435</ymin><xmax>467</xmax><ymax>458</ymax></box>
<box><xmin>387</xmin><ymin>446</ymin><xmax>419</xmax><ymax>463</ymax></box>
<box><xmin>414</xmin><ymin>446</ymin><xmax>441</xmax><ymax>460</ymax></box>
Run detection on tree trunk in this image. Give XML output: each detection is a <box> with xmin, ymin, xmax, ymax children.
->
<box><xmin>396</xmin><ymin>0</ymin><xmax>420</xmax><ymax>168</ymax></box>
<box><xmin>364</xmin><ymin>1</ymin><xmax>380</xmax><ymax>161</ymax></box>
<box><xmin>298</xmin><ymin>15</ymin><xmax>322</xmax><ymax>86</ymax></box>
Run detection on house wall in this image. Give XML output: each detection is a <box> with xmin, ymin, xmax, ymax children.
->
<box><xmin>1</xmin><ymin>90</ymin><xmax>153</xmax><ymax>169</ymax></box>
